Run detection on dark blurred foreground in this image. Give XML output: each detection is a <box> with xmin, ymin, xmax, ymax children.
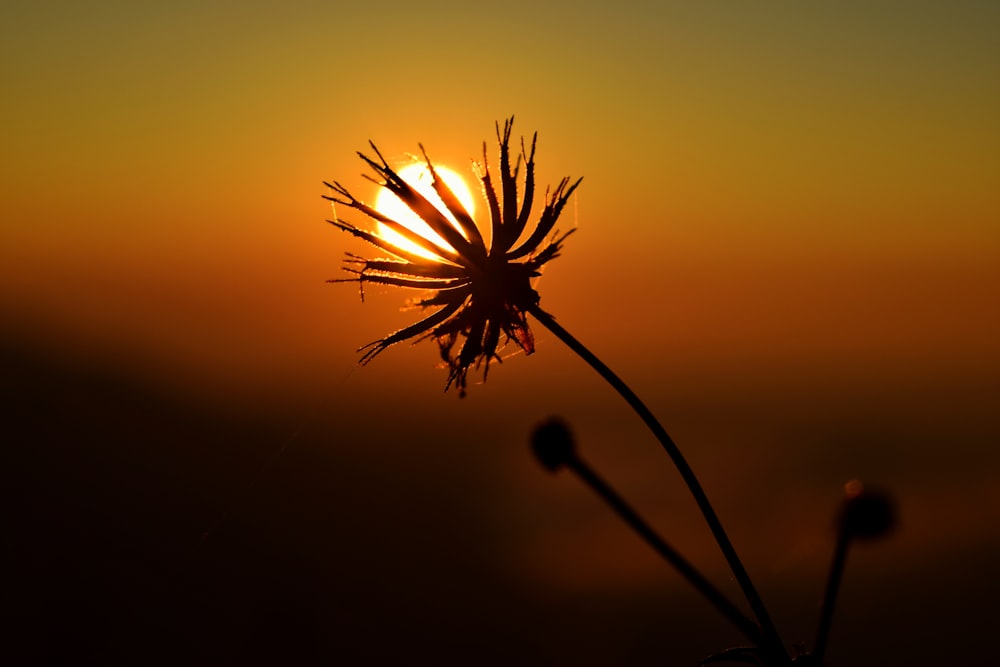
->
<box><xmin>3</xmin><ymin>333</ymin><xmax>998</xmax><ymax>666</ymax></box>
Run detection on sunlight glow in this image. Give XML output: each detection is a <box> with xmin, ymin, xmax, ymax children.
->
<box><xmin>374</xmin><ymin>163</ymin><xmax>477</xmax><ymax>260</ymax></box>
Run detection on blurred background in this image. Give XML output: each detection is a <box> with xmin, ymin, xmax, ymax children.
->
<box><xmin>3</xmin><ymin>1</ymin><xmax>998</xmax><ymax>664</ymax></box>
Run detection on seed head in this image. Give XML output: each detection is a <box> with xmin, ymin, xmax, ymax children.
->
<box><xmin>325</xmin><ymin>118</ymin><xmax>580</xmax><ymax>396</ymax></box>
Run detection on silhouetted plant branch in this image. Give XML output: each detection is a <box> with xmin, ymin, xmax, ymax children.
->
<box><xmin>527</xmin><ymin>306</ymin><xmax>789</xmax><ymax>665</ymax></box>
<box><xmin>532</xmin><ymin>418</ymin><xmax>763</xmax><ymax>645</ymax></box>
<box><xmin>813</xmin><ymin>482</ymin><xmax>896</xmax><ymax>662</ymax></box>
<box><xmin>327</xmin><ymin>118</ymin><xmax>898</xmax><ymax>666</ymax></box>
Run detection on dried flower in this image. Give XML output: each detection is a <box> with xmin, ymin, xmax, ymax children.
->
<box><xmin>325</xmin><ymin>118</ymin><xmax>581</xmax><ymax>396</ymax></box>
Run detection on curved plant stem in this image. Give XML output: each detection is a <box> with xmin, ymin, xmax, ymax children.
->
<box><xmin>529</xmin><ymin>305</ymin><xmax>789</xmax><ymax>663</ymax></box>
<box><xmin>813</xmin><ymin>530</ymin><xmax>850</xmax><ymax>662</ymax></box>
<box><xmin>564</xmin><ymin>451</ymin><xmax>763</xmax><ymax>644</ymax></box>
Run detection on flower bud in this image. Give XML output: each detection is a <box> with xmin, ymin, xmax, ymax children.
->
<box><xmin>531</xmin><ymin>418</ymin><xmax>576</xmax><ymax>472</ymax></box>
<box><xmin>838</xmin><ymin>480</ymin><xmax>896</xmax><ymax>541</ymax></box>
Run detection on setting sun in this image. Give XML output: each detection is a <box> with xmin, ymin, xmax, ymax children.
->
<box><xmin>373</xmin><ymin>162</ymin><xmax>477</xmax><ymax>260</ymax></box>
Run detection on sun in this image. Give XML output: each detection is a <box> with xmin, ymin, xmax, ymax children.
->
<box><xmin>373</xmin><ymin>162</ymin><xmax>478</xmax><ymax>260</ymax></box>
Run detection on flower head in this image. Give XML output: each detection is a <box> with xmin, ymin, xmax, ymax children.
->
<box><xmin>325</xmin><ymin>118</ymin><xmax>581</xmax><ymax>396</ymax></box>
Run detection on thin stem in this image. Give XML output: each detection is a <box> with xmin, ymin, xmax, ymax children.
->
<box><xmin>565</xmin><ymin>452</ymin><xmax>763</xmax><ymax>644</ymax></box>
<box><xmin>813</xmin><ymin>531</ymin><xmax>850</xmax><ymax>661</ymax></box>
<box><xmin>529</xmin><ymin>305</ymin><xmax>789</xmax><ymax>664</ymax></box>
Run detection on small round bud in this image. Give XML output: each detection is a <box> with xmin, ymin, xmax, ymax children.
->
<box><xmin>837</xmin><ymin>480</ymin><xmax>896</xmax><ymax>541</ymax></box>
<box><xmin>531</xmin><ymin>418</ymin><xmax>576</xmax><ymax>472</ymax></box>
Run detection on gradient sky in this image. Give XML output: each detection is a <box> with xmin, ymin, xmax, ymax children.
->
<box><xmin>3</xmin><ymin>2</ymin><xmax>999</xmax><ymax>662</ymax></box>
<box><xmin>3</xmin><ymin>1</ymin><xmax>996</xmax><ymax>391</ymax></box>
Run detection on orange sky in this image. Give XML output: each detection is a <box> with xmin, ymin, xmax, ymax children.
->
<box><xmin>3</xmin><ymin>0</ymin><xmax>998</xmax><ymax>505</ymax></box>
<box><xmin>3</xmin><ymin>2</ymin><xmax>997</xmax><ymax>402</ymax></box>
<box><xmin>3</xmin><ymin>4</ymin><xmax>999</xmax><ymax>659</ymax></box>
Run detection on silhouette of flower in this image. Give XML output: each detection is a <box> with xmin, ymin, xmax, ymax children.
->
<box><xmin>325</xmin><ymin>118</ymin><xmax>581</xmax><ymax>396</ymax></box>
